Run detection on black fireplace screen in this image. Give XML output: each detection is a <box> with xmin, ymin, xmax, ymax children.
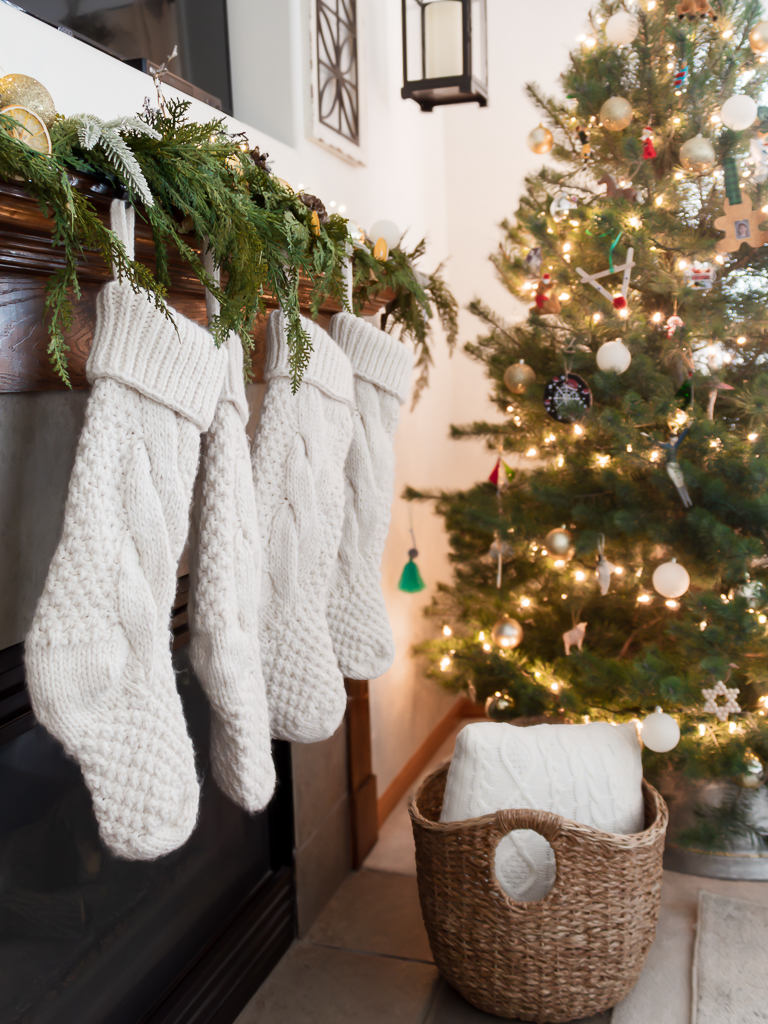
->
<box><xmin>0</xmin><ymin>647</ymin><xmax>294</xmax><ymax>1024</ymax></box>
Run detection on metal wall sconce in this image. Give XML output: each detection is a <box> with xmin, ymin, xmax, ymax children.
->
<box><xmin>401</xmin><ymin>0</ymin><xmax>488</xmax><ymax>111</ymax></box>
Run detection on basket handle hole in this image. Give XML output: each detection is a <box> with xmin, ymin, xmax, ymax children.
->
<box><xmin>494</xmin><ymin>830</ymin><xmax>556</xmax><ymax>902</ymax></box>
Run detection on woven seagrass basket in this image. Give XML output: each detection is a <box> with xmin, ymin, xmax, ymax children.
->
<box><xmin>409</xmin><ymin>761</ymin><xmax>668</xmax><ymax>1023</ymax></box>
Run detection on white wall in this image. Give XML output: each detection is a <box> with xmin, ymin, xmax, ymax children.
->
<box><xmin>0</xmin><ymin>0</ymin><xmax>591</xmax><ymax>799</ymax></box>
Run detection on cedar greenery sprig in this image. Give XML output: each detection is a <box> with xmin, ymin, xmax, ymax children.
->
<box><xmin>353</xmin><ymin>237</ymin><xmax>458</xmax><ymax>404</ymax></box>
<box><xmin>1</xmin><ymin>99</ymin><xmax>457</xmax><ymax>394</ymax></box>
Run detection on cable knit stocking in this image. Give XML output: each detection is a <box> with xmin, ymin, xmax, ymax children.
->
<box><xmin>25</xmin><ymin>201</ymin><xmax>227</xmax><ymax>861</ymax></box>
<box><xmin>252</xmin><ymin>310</ymin><xmax>353</xmax><ymax>743</ymax></box>
<box><xmin>189</xmin><ymin>253</ymin><xmax>275</xmax><ymax>812</ymax></box>
<box><xmin>327</xmin><ymin>313</ymin><xmax>412</xmax><ymax>680</ymax></box>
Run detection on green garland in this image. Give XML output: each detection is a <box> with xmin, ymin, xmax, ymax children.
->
<box><xmin>0</xmin><ymin>99</ymin><xmax>456</xmax><ymax>393</ymax></box>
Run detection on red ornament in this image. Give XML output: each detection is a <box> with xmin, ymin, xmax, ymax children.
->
<box><xmin>642</xmin><ymin>137</ymin><xmax>657</xmax><ymax>160</ymax></box>
<box><xmin>488</xmin><ymin>459</ymin><xmax>501</xmax><ymax>485</ymax></box>
<box><xmin>612</xmin><ymin>295</ymin><xmax>628</xmax><ymax>310</ymax></box>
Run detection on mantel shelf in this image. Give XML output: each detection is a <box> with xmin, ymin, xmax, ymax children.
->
<box><xmin>0</xmin><ymin>177</ymin><xmax>391</xmax><ymax>392</ymax></box>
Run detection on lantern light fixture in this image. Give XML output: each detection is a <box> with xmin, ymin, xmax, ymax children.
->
<box><xmin>401</xmin><ymin>0</ymin><xmax>488</xmax><ymax>111</ymax></box>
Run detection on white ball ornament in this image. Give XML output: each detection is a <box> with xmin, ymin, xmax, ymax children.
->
<box><xmin>641</xmin><ymin>707</ymin><xmax>681</xmax><ymax>752</ymax></box>
<box><xmin>749</xmin><ymin>20</ymin><xmax>768</xmax><ymax>54</ymax></box>
<box><xmin>597</xmin><ymin>339</ymin><xmax>632</xmax><ymax>374</ymax></box>
<box><xmin>652</xmin><ymin>558</ymin><xmax>690</xmax><ymax>599</ymax></box>
<box><xmin>369</xmin><ymin>219</ymin><xmax>402</xmax><ymax>251</ymax></box>
<box><xmin>605</xmin><ymin>11</ymin><xmax>639</xmax><ymax>45</ymax></box>
<box><xmin>720</xmin><ymin>94</ymin><xmax>758</xmax><ymax>131</ymax></box>
<box><xmin>679</xmin><ymin>134</ymin><xmax>716</xmax><ymax>174</ymax></box>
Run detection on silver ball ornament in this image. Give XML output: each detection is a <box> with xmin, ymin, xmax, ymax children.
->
<box><xmin>490</xmin><ymin>615</ymin><xmax>524</xmax><ymax>649</ymax></box>
<box><xmin>527</xmin><ymin>124</ymin><xmax>554</xmax><ymax>154</ymax></box>
<box><xmin>641</xmin><ymin>707</ymin><xmax>681</xmax><ymax>752</ymax></box>
<box><xmin>600</xmin><ymin>96</ymin><xmax>634</xmax><ymax>131</ymax></box>
<box><xmin>503</xmin><ymin>361</ymin><xmax>535</xmax><ymax>394</ymax></box>
<box><xmin>544</xmin><ymin>528</ymin><xmax>572</xmax><ymax>556</ymax></box>
<box><xmin>679</xmin><ymin>134</ymin><xmax>716</xmax><ymax>174</ymax></box>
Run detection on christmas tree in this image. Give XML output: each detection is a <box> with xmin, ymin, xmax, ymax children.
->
<box><xmin>412</xmin><ymin>0</ymin><xmax>768</xmax><ymax>852</ymax></box>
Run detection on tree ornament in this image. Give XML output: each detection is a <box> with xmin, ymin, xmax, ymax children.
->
<box><xmin>373</xmin><ymin>237</ymin><xmax>389</xmax><ymax>261</ymax></box>
<box><xmin>346</xmin><ymin>219</ymin><xmax>367</xmax><ymax>246</ymax></box>
<box><xmin>544</xmin><ymin>527</ymin><xmax>572</xmax><ymax>556</ymax></box>
<box><xmin>369</xmin><ymin>219</ymin><xmax>401</xmax><ymax>250</ymax></box>
<box><xmin>488</xmin><ymin>458</ymin><xmax>515</xmax><ymax>487</ymax></box>
<box><xmin>398</xmin><ymin>527</ymin><xmax>426</xmax><ymax>593</ymax></box>
<box><xmin>0</xmin><ymin>73</ymin><xmax>56</xmax><ymax>126</ymax></box>
<box><xmin>679</xmin><ymin>134</ymin><xmax>716</xmax><ymax>173</ymax></box>
<box><xmin>503</xmin><ymin>361</ymin><xmax>535</xmax><ymax>394</ymax></box>
<box><xmin>550</xmin><ymin>191</ymin><xmax>579</xmax><ymax>222</ymax></box>
<box><xmin>706</xmin><ymin>381</ymin><xmax>734</xmax><ymax>420</ymax></box>
<box><xmin>575</xmin><ymin>247</ymin><xmax>634</xmax><ymax>312</ymax></box>
<box><xmin>530</xmin><ymin>274</ymin><xmax>561</xmax><ymax>314</ymax></box>
<box><xmin>596</xmin><ymin>535</ymin><xmax>619</xmax><ymax>596</ymax></box>
<box><xmin>543</xmin><ymin>373</ymin><xmax>592</xmax><ymax>423</ymax></box>
<box><xmin>666</xmin><ymin>314</ymin><xmax>684</xmax><ymax>338</ymax></box>
<box><xmin>641</xmin><ymin>707</ymin><xmax>681</xmax><ymax>752</ymax></box>
<box><xmin>485</xmin><ymin>690</ymin><xmax>516</xmax><ymax>721</ymax></box>
<box><xmin>524</xmin><ymin>246</ymin><xmax>542</xmax><ymax>276</ymax></box>
<box><xmin>641</xmin><ymin>126</ymin><xmax>657</xmax><ymax>160</ymax></box>
<box><xmin>675</xmin><ymin>0</ymin><xmax>716</xmax><ymax>20</ymax></box>
<box><xmin>576</xmin><ymin>124</ymin><xmax>592</xmax><ymax>161</ymax></box>
<box><xmin>750</xmin><ymin>135</ymin><xmax>768</xmax><ymax>184</ymax></box>
<box><xmin>738</xmin><ymin>578</ymin><xmax>764</xmax><ymax>608</ymax></box>
<box><xmin>737</xmin><ymin>755</ymin><xmax>765</xmax><ymax>789</ymax></box>
<box><xmin>658</xmin><ymin>428</ymin><xmax>692</xmax><ymax>507</ymax></box>
<box><xmin>684</xmin><ymin>261</ymin><xmax>716</xmax><ymax>291</ymax></box>
<box><xmin>527</xmin><ymin>124</ymin><xmax>554</xmax><ymax>154</ymax></box>
<box><xmin>598</xmin><ymin>173</ymin><xmax>637</xmax><ymax>202</ymax></box>
<box><xmin>0</xmin><ymin>106</ymin><xmax>51</xmax><ymax>156</ymax></box>
<box><xmin>563</xmin><ymin>621</ymin><xmax>587</xmax><ymax>656</ymax></box>
<box><xmin>720</xmin><ymin>94</ymin><xmax>758</xmax><ymax>131</ymax></box>
<box><xmin>701</xmin><ymin>680</ymin><xmax>741</xmax><ymax>722</ymax></box>
<box><xmin>749</xmin><ymin>20</ymin><xmax>768</xmax><ymax>53</ymax></box>
<box><xmin>600</xmin><ymin>97</ymin><xmax>633</xmax><ymax>132</ymax></box>
<box><xmin>673</xmin><ymin>64</ymin><xmax>690</xmax><ymax>90</ymax></box>
<box><xmin>605</xmin><ymin>11</ymin><xmax>638</xmax><ymax>45</ymax></box>
<box><xmin>491</xmin><ymin>614</ymin><xmax>524</xmax><ymax>649</ymax></box>
<box><xmin>714</xmin><ymin>158</ymin><xmax>768</xmax><ymax>254</ymax></box>
<box><xmin>652</xmin><ymin>558</ymin><xmax>690</xmax><ymax>599</ymax></box>
<box><xmin>597</xmin><ymin>339</ymin><xmax>631</xmax><ymax>374</ymax></box>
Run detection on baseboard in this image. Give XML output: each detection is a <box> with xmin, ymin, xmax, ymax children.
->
<box><xmin>376</xmin><ymin>698</ymin><xmax>484</xmax><ymax>827</ymax></box>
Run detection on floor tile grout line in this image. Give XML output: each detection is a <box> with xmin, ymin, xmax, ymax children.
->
<box><xmin>303</xmin><ymin>938</ymin><xmax>435</xmax><ymax>966</ymax></box>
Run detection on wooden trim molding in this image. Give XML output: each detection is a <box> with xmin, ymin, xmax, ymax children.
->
<box><xmin>344</xmin><ymin>679</ymin><xmax>379</xmax><ymax>868</ymax></box>
<box><xmin>376</xmin><ymin>697</ymin><xmax>485</xmax><ymax>827</ymax></box>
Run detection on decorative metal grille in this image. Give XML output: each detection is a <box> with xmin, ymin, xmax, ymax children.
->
<box><xmin>316</xmin><ymin>0</ymin><xmax>359</xmax><ymax>146</ymax></box>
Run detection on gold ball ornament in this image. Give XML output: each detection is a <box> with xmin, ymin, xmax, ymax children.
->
<box><xmin>749</xmin><ymin>20</ymin><xmax>768</xmax><ymax>53</ymax></box>
<box><xmin>544</xmin><ymin>528</ymin><xmax>572</xmax><ymax>556</ymax></box>
<box><xmin>679</xmin><ymin>134</ymin><xmax>716</xmax><ymax>174</ymax></box>
<box><xmin>0</xmin><ymin>74</ymin><xmax>56</xmax><ymax>126</ymax></box>
<box><xmin>600</xmin><ymin>96</ymin><xmax>634</xmax><ymax>132</ymax></box>
<box><xmin>527</xmin><ymin>124</ymin><xmax>554</xmax><ymax>155</ymax></box>
<box><xmin>491</xmin><ymin>615</ymin><xmax>524</xmax><ymax>649</ymax></box>
<box><xmin>503</xmin><ymin>361</ymin><xmax>535</xmax><ymax>394</ymax></box>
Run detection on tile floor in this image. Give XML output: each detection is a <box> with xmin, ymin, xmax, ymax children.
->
<box><xmin>235</xmin><ymin>719</ymin><xmax>768</xmax><ymax>1024</ymax></box>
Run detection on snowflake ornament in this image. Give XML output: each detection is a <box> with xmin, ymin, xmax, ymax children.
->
<box><xmin>701</xmin><ymin>680</ymin><xmax>741</xmax><ymax>722</ymax></box>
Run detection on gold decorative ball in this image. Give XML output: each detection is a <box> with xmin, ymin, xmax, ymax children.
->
<box><xmin>527</xmin><ymin>124</ymin><xmax>554</xmax><ymax>155</ymax></box>
<box><xmin>544</xmin><ymin>528</ymin><xmax>572</xmax><ymax>556</ymax></box>
<box><xmin>0</xmin><ymin>74</ymin><xmax>56</xmax><ymax>126</ymax></box>
<box><xmin>600</xmin><ymin>96</ymin><xmax>634</xmax><ymax>132</ymax></box>
<box><xmin>749</xmin><ymin>20</ymin><xmax>768</xmax><ymax>53</ymax></box>
<box><xmin>503</xmin><ymin>361</ymin><xmax>535</xmax><ymax>394</ymax></box>
<box><xmin>490</xmin><ymin>615</ymin><xmax>524</xmax><ymax>649</ymax></box>
<box><xmin>679</xmin><ymin>134</ymin><xmax>716</xmax><ymax>174</ymax></box>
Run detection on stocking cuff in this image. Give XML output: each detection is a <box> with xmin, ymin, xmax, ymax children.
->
<box><xmin>87</xmin><ymin>281</ymin><xmax>228</xmax><ymax>431</ymax></box>
<box><xmin>217</xmin><ymin>334</ymin><xmax>249</xmax><ymax>424</ymax></box>
<box><xmin>265</xmin><ymin>310</ymin><xmax>353</xmax><ymax>406</ymax></box>
<box><xmin>330</xmin><ymin>312</ymin><xmax>412</xmax><ymax>405</ymax></box>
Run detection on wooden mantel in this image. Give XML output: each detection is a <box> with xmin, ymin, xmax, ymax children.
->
<box><xmin>0</xmin><ymin>175</ymin><xmax>389</xmax><ymax>392</ymax></box>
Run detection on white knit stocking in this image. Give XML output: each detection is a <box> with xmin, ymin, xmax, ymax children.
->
<box><xmin>326</xmin><ymin>313</ymin><xmax>412</xmax><ymax>679</ymax></box>
<box><xmin>25</xmin><ymin>201</ymin><xmax>227</xmax><ymax>861</ymax></box>
<box><xmin>189</xmin><ymin>254</ymin><xmax>275</xmax><ymax>812</ymax></box>
<box><xmin>252</xmin><ymin>311</ymin><xmax>353</xmax><ymax>743</ymax></box>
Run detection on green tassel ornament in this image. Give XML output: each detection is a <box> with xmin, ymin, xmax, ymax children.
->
<box><xmin>398</xmin><ymin>528</ymin><xmax>426</xmax><ymax>593</ymax></box>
